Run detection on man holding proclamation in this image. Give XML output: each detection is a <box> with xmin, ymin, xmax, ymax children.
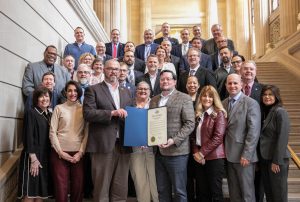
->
<box><xmin>150</xmin><ymin>70</ymin><xmax>195</xmax><ymax>202</ymax></box>
<box><xmin>83</xmin><ymin>59</ymin><xmax>133</xmax><ymax>202</ymax></box>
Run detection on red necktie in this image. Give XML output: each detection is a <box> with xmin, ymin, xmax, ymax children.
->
<box><xmin>245</xmin><ymin>85</ymin><xmax>251</xmax><ymax>96</ymax></box>
<box><xmin>113</xmin><ymin>43</ymin><xmax>117</xmax><ymax>58</ymax></box>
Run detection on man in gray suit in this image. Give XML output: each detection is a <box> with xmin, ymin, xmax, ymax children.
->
<box><xmin>150</xmin><ymin>70</ymin><xmax>195</xmax><ymax>202</ymax></box>
<box><xmin>223</xmin><ymin>74</ymin><xmax>261</xmax><ymax>202</ymax></box>
<box><xmin>83</xmin><ymin>59</ymin><xmax>133</xmax><ymax>202</ymax></box>
<box><xmin>22</xmin><ymin>45</ymin><xmax>70</xmax><ymax>97</ymax></box>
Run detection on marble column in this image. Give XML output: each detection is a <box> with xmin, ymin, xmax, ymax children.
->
<box><xmin>254</xmin><ymin>0</ymin><xmax>269</xmax><ymax>58</ymax></box>
<box><xmin>93</xmin><ymin>0</ymin><xmax>112</xmax><ymax>35</ymax></box>
<box><xmin>111</xmin><ymin>0</ymin><xmax>121</xmax><ymax>30</ymax></box>
<box><xmin>120</xmin><ymin>0</ymin><xmax>128</xmax><ymax>42</ymax></box>
<box><xmin>206</xmin><ymin>0</ymin><xmax>218</xmax><ymax>38</ymax></box>
<box><xmin>139</xmin><ymin>0</ymin><xmax>152</xmax><ymax>42</ymax></box>
<box><xmin>280</xmin><ymin>0</ymin><xmax>299</xmax><ymax>39</ymax></box>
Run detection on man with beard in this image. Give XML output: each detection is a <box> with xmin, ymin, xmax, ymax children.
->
<box><xmin>22</xmin><ymin>45</ymin><xmax>70</xmax><ymax>97</ymax></box>
<box><xmin>83</xmin><ymin>59</ymin><xmax>133</xmax><ymax>202</ymax></box>
<box><xmin>161</xmin><ymin>40</ymin><xmax>180</xmax><ymax>76</ymax></box>
<box><xmin>135</xmin><ymin>29</ymin><xmax>159</xmax><ymax>61</ymax></box>
<box><xmin>123</xmin><ymin>51</ymin><xmax>144</xmax><ymax>86</ymax></box>
<box><xmin>76</xmin><ymin>64</ymin><xmax>92</xmax><ymax>103</ymax></box>
<box><xmin>214</xmin><ymin>46</ymin><xmax>235</xmax><ymax>100</ymax></box>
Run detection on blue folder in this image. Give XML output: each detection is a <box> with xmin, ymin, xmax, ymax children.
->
<box><xmin>124</xmin><ymin>106</ymin><xmax>148</xmax><ymax>146</ymax></box>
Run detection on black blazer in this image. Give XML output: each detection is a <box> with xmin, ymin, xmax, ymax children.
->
<box><xmin>178</xmin><ymin>67</ymin><xmax>217</xmax><ymax>94</ymax></box>
<box><xmin>154</xmin><ymin>37</ymin><xmax>179</xmax><ymax>46</ymax></box>
<box><xmin>105</xmin><ymin>42</ymin><xmax>125</xmax><ymax>58</ymax></box>
<box><xmin>137</xmin><ymin>72</ymin><xmax>161</xmax><ymax>97</ymax></box>
<box><xmin>179</xmin><ymin>52</ymin><xmax>213</xmax><ymax>73</ymax></box>
<box><xmin>202</xmin><ymin>38</ymin><xmax>235</xmax><ymax>55</ymax></box>
<box><xmin>249</xmin><ymin>82</ymin><xmax>263</xmax><ymax>103</ymax></box>
<box><xmin>117</xmin><ymin>57</ymin><xmax>146</xmax><ymax>74</ymax></box>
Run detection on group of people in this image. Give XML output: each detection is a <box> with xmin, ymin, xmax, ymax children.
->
<box><xmin>17</xmin><ymin>22</ymin><xmax>290</xmax><ymax>202</ymax></box>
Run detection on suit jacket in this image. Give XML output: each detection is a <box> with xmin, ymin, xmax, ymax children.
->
<box><xmin>137</xmin><ymin>72</ymin><xmax>161</xmax><ymax>97</ymax></box>
<box><xmin>170</xmin><ymin>55</ymin><xmax>181</xmax><ymax>76</ymax></box>
<box><xmin>202</xmin><ymin>38</ymin><xmax>235</xmax><ymax>55</ymax></box>
<box><xmin>171</xmin><ymin>43</ymin><xmax>192</xmax><ymax>58</ymax></box>
<box><xmin>179</xmin><ymin>52</ymin><xmax>213</xmax><ymax>73</ymax></box>
<box><xmin>154</xmin><ymin>37</ymin><xmax>179</xmax><ymax>46</ymax></box>
<box><xmin>118</xmin><ymin>57</ymin><xmax>146</xmax><ymax>73</ymax></box>
<box><xmin>222</xmin><ymin>93</ymin><xmax>261</xmax><ymax>163</ymax></box>
<box><xmin>149</xmin><ymin>90</ymin><xmax>195</xmax><ymax>156</ymax></box>
<box><xmin>83</xmin><ymin>82</ymin><xmax>133</xmax><ymax>153</ymax></box>
<box><xmin>178</xmin><ymin>67</ymin><xmax>217</xmax><ymax>94</ymax></box>
<box><xmin>260</xmin><ymin>106</ymin><xmax>291</xmax><ymax>164</ymax></box>
<box><xmin>248</xmin><ymin>82</ymin><xmax>263</xmax><ymax>103</ymax></box>
<box><xmin>22</xmin><ymin>61</ymin><xmax>70</xmax><ymax>97</ymax></box>
<box><xmin>135</xmin><ymin>43</ymin><xmax>159</xmax><ymax>61</ymax></box>
<box><xmin>105</xmin><ymin>42</ymin><xmax>125</xmax><ymax>58</ymax></box>
<box><xmin>214</xmin><ymin>66</ymin><xmax>235</xmax><ymax>100</ymax></box>
<box><xmin>96</xmin><ymin>54</ymin><xmax>113</xmax><ymax>63</ymax></box>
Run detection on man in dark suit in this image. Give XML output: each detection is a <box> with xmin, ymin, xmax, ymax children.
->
<box><xmin>202</xmin><ymin>24</ymin><xmax>235</xmax><ymax>55</ymax></box>
<box><xmin>118</xmin><ymin>41</ymin><xmax>146</xmax><ymax>73</ymax></box>
<box><xmin>241</xmin><ymin>61</ymin><xmax>264</xmax><ymax>202</ymax></box>
<box><xmin>214</xmin><ymin>47</ymin><xmax>235</xmax><ymax>100</ymax></box>
<box><xmin>179</xmin><ymin>37</ymin><xmax>213</xmax><ymax>73</ymax></box>
<box><xmin>22</xmin><ymin>45</ymin><xmax>70</xmax><ymax>97</ymax></box>
<box><xmin>161</xmin><ymin>40</ymin><xmax>181</xmax><ymax>76</ymax></box>
<box><xmin>150</xmin><ymin>70</ymin><xmax>195</xmax><ymax>202</ymax></box>
<box><xmin>222</xmin><ymin>73</ymin><xmax>261</xmax><ymax>202</ymax></box>
<box><xmin>119</xmin><ymin>62</ymin><xmax>136</xmax><ymax>98</ymax></box>
<box><xmin>95</xmin><ymin>41</ymin><xmax>113</xmax><ymax>63</ymax></box>
<box><xmin>83</xmin><ymin>59</ymin><xmax>133</xmax><ymax>202</ymax></box>
<box><xmin>154</xmin><ymin>22</ymin><xmax>179</xmax><ymax>46</ymax></box>
<box><xmin>171</xmin><ymin>28</ymin><xmax>191</xmax><ymax>59</ymax></box>
<box><xmin>191</xmin><ymin>25</ymin><xmax>206</xmax><ymax>47</ymax></box>
<box><xmin>135</xmin><ymin>29</ymin><xmax>159</xmax><ymax>61</ymax></box>
<box><xmin>137</xmin><ymin>54</ymin><xmax>161</xmax><ymax>97</ymax></box>
<box><xmin>123</xmin><ymin>51</ymin><xmax>144</xmax><ymax>86</ymax></box>
<box><xmin>178</xmin><ymin>48</ymin><xmax>217</xmax><ymax>94</ymax></box>
<box><xmin>105</xmin><ymin>29</ymin><xmax>125</xmax><ymax>58</ymax></box>
<box><xmin>211</xmin><ymin>36</ymin><xmax>238</xmax><ymax>71</ymax></box>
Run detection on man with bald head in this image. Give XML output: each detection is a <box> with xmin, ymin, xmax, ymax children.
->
<box><xmin>222</xmin><ymin>73</ymin><xmax>261</xmax><ymax>202</ymax></box>
<box><xmin>83</xmin><ymin>59</ymin><xmax>133</xmax><ymax>202</ymax></box>
<box><xmin>202</xmin><ymin>24</ymin><xmax>235</xmax><ymax>55</ymax></box>
<box><xmin>95</xmin><ymin>42</ymin><xmax>112</xmax><ymax>63</ymax></box>
<box><xmin>135</xmin><ymin>29</ymin><xmax>159</xmax><ymax>61</ymax></box>
<box><xmin>154</xmin><ymin>22</ymin><xmax>179</xmax><ymax>46</ymax></box>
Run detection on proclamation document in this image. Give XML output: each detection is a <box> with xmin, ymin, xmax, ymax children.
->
<box><xmin>147</xmin><ymin>107</ymin><xmax>167</xmax><ymax>146</ymax></box>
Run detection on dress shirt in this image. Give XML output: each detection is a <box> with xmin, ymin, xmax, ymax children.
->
<box><xmin>159</xmin><ymin>89</ymin><xmax>175</xmax><ymax>107</ymax></box>
<box><xmin>182</xmin><ymin>43</ymin><xmax>189</xmax><ymax>56</ymax></box>
<box><xmin>189</xmin><ymin>65</ymin><xmax>200</xmax><ymax>76</ymax></box>
<box><xmin>196</xmin><ymin>107</ymin><xmax>214</xmax><ymax>146</ymax></box>
<box><xmin>243</xmin><ymin>81</ymin><xmax>254</xmax><ymax>96</ymax></box>
<box><xmin>228</xmin><ymin>91</ymin><xmax>242</xmax><ymax>110</ymax></box>
<box><xmin>104</xmin><ymin>80</ymin><xmax>120</xmax><ymax>109</ymax></box>
<box><xmin>223</xmin><ymin>65</ymin><xmax>231</xmax><ymax>73</ymax></box>
<box><xmin>144</xmin><ymin>43</ymin><xmax>152</xmax><ymax>61</ymax></box>
<box><xmin>149</xmin><ymin>72</ymin><xmax>158</xmax><ymax>90</ymax></box>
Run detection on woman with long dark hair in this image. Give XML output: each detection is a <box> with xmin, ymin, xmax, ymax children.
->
<box><xmin>260</xmin><ymin>84</ymin><xmax>290</xmax><ymax>202</ymax></box>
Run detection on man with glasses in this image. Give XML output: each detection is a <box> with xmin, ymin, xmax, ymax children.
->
<box><xmin>119</xmin><ymin>62</ymin><xmax>136</xmax><ymax>98</ymax></box>
<box><xmin>83</xmin><ymin>59</ymin><xmax>133</xmax><ymax>202</ymax></box>
<box><xmin>76</xmin><ymin>63</ymin><xmax>91</xmax><ymax>102</ymax></box>
<box><xmin>150</xmin><ymin>70</ymin><xmax>195</xmax><ymax>202</ymax></box>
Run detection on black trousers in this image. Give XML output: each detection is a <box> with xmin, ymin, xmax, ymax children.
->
<box><xmin>260</xmin><ymin>158</ymin><xmax>289</xmax><ymax>202</ymax></box>
<box><xmin>195</xmin><ymin>158</ymin><xmax>225</xmax><ymax>202</ymax></box>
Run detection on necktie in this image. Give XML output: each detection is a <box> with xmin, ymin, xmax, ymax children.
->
<box><xmin>228</xmin><ymin>98</ymin><xmax>235</xmax><ymax>113</ymax></box>
<box><xmin>145</xmin><ymin>45</ymin><xmax>151</xmax><ymax>61</ymax></box>
<box><xmin>128</xmin><ymin>69</ymin><xmax>134</xmax><ymax>85</ymax></box>
<box><xmin>190</xmin><ymin>69</ymin><xmax>196</xmax><ymax>76</ymax></box>
<box><xmin>183</xmin><ymin>44</ymin><xmax>187</xmax><ymax>56</ymax></box>
<box><xmin>113</xmin><ymin>43</ymin><xmax>117</xmax><ymax>58</ymax></box>
<box><xmin>244</xmin><ymin>85</ymin><xmax>251</xmax><ymax>96</ymax></box>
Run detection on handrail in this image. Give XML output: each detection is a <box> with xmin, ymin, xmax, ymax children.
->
<box><xmin>288</xmin><ymin>144</ymin><xmax>300</xmax><ymax>169</ymax></box>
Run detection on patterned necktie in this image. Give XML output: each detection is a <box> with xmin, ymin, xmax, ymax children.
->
<box><xmin>244</xmin><ymin>85</ymin><xmax>251</xmax><ymax>96</ymax></box>
<box><xmin>128</xmin><ymin>69</ymin><xmax>134</xmax><ymax>85</ymax></box>
<box><xmin>183</xmin><ymin>44</ymin><xmax>188</xmax><ymax>56</ymax></box>
<box><xmin>190</xmin><ymin>69</ymin><xmax>196</xmax><ymax>76</ymax></box>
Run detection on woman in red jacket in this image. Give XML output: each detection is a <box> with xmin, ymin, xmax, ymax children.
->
<box><xmin>190</xmin><ymin>85</ymin><xmax>227</xmax><ymax>202</ymax></box>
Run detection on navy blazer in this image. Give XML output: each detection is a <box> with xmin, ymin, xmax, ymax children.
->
<box><xmin>135</xmin><ymin>43</ymin><xmax>159</xmax><ymax>61</ymax></box>
<box><xmin>154</xmin><ymin>37</ymin><xmax>179</xmax><ymax>46</ymax></box>
<box><xmin>179</xmin><ymin>52</ymin><xmax>213</xmax><ymax>73</ymax></box>
<box><xmin>171</xmin><ymin>43</ymin><xmax>192</xmax><ymax>58</ymax></box>
<box><xmin>105</xmin><ymin>42</ymin><xmax>125</xmax><ymax>58</ymax></box>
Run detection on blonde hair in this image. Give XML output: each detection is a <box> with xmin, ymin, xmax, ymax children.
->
<box><xmin>195</xmin><ymin>85</ymin><xmax>227</xmax><ymax>118</ymax></box>
<box><xmin>79</xmin><ymin>53</ymin><xmax>95</xmax><ymax>65</ymax></box>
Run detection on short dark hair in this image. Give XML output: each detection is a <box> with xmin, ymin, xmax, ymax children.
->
<box><xmin>92</xmin><ymin>57</ymin><xmax>104</xmax><ymax>68</ymax></box>
<box><xmin>234</xmin><ymin>54</ymin><xmax>245</xmax><ymax>62</ymax></box>
<box><xmin>219</xmin><ymin>46</ymin><xmax>232</xmax><ymax>53</ymax></box>
<box><xmin>261</xmin><ymin>84</ymin><xmax>283</xmax><ymax>107</ymax></box>
<box><xmin>44</xmin><ymin>45</ymin><xmax>57</xmax><ymax>54</ymax></box>
<box><xmin>191</xmin><ymin>37</ymin><xmax>202</xmax><ymax>43</ymax></box>
<box><xmin>64</xmin><ymin>81</ymin><xmax>83</xmax><ymax>101</ymax></box>
<box><xmin>74</xmin><ymin>27</ymin><xmax>84</xmax><ymax>32</ymax></box>
<box><xmin>42</xmin><ymin>72</ymin><xmax>55</xmax><ymax>82</ymax></box>
<box><xmin>160</xmin><ymin>70</ymin><xmax>177</xmax><ymax>80</ymax></box>
<box><xmin>32</xmin><ymin>87</ymin><xmax>52</xmax><ymax>108</ymax></box>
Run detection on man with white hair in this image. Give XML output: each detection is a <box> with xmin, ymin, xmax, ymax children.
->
<box><xmin>76</xmin><ymin>63</ymin><xmax>91</xmax><ymax>103</ymax></box>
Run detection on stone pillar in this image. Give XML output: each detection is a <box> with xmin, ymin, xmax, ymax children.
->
<box><xmin>206</xmin><ymin>0</ymin><xmax>218</xmax><ymax>38</ymax></box>
<box><xmin>111</xmin><ymin>0</ymin><xmax>121</xmax><ymax>30</ymax></box>
<box><xmin>120</xmin><ymin>0</ymin><xmax>127</xmax><ymax>42</ymax></box>
<box><xmin>139</xmin><ymin>0</ymin><xmax>152</xmax><ymax>42</ymax></box>
<box><xmin>280</xmin><ymin>0</ymin><xmax>299</xmax><ymax>39</ymax></box>
<box><xmin>93</xmin><ymin>0</ymin><xmax>112</xmax><ymax>35</ymax></box>
<box><xmin>254</xmin><ymin>0</ymin><xmax>269</xmax><ymax>58</ymax></box>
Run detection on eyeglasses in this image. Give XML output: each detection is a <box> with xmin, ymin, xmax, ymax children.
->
<box><xmin>137</xmin><ymin>88</ymin><xmax>150</xmax><ymax>91</ymax></box>
<box><xmin>217</xmin><ymin>40</ymin><xmax>227</xmax><ymax>43</ymax></box>
<box><xmin>120</xmin><ymin>69</ymin><xmax>128</xmax><ymax>72</ymax></box>
<box><xmin>77</xmin><ymin>71</ymin><xmax>90</xmax><ymax>74</ymax></box>
<box><xmin>232</xmin><ymin>60</ymin><xmax>242</xmax><ymax>65</ymax></box>
<box><xmin>106</xmin><ymin>67</ymin><xmax>120</xmax><ymax>72</ymax></box>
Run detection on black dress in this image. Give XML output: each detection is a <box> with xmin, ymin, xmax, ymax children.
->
<box><xmin>17</xmin><ymin>107</ymin><xmax>52</xmax><ymax>199</ymax></box>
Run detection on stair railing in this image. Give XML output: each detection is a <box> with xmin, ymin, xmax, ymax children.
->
<box><xmin>288</xmin><ymin>145</ymin><xmax>300</xmax><ymax>169</ymax></box>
